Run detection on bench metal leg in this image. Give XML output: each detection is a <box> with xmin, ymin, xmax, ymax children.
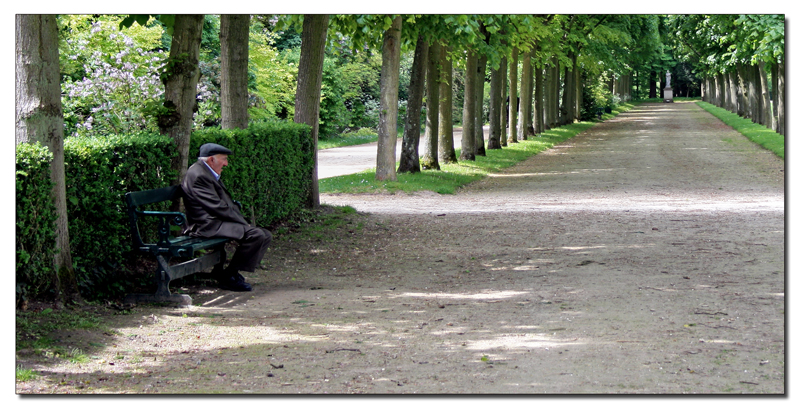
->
<box><xmin>124</xmin><ymin>247</ymin><xmax>227</xmax><ymax>307</ymax></box>
<box><xmin>124</xmin><ymin>254</ymin><xmax>192</xmax><ymax>306</ymax></box>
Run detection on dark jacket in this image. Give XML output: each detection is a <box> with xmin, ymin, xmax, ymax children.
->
<box><xmin>181</xmin><ymin>159</ymin><xmax>248</xmax><ymax>240</ymax></box>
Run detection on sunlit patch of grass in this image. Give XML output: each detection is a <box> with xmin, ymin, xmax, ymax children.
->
<box><xmin>696</xmin><ymin>101</ymin><xmax>784</xmax><ymax>159</ymax></box>
<box><xmin>16</xmin><ymin>366</ymin><xmax>38</xmax><ymax>382</ymax></box>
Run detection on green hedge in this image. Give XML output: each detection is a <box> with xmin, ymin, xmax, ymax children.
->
<box><xmin>64</xmin><ymin>133</ymin><xmax>179</xmax><ymax>298</ymax></box>
<box><xmin>16</xmin><ymin>143</ymin><xmax>58</xmax><ymax>301</ymax></box>
<box><xmin>190</xmin><ymin>120</ymin><xmax>314</xmax><ymax>226</ymax></box>
<box><xmin>16</xmin><ymin>120</ymin><xmax>313</xmax><ymax>302</ymax></box>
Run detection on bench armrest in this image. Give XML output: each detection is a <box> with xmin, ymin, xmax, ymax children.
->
<box><xmin>134</xmin><ymin>210</ymin><xmax>187</xmax><ymax>250</ymax></box>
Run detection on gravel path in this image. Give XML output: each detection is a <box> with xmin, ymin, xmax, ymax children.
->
<box><xmin>17</xmin><ymin>102</ymin><xmax>785</xmax><ymax>395</ymax></box>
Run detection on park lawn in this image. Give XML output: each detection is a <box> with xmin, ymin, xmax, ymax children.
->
<box><xmin>696</xmin><ymin>101</ymin><xmax>784</xmax><ymax>159</ymax></box>
<box><xmin>319</xmin><ymin>103</ymin><xmax>637</xmax><ymax>195</ymax></box>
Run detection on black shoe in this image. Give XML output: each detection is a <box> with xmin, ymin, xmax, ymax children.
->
<box><xmin>218</xmin><ymin>275</ymin><xmax>252</xmax><ymax>292</ymax></box>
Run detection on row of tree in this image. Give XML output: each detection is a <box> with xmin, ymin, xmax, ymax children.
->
<box><xmin>19</xmin><ymin>14</ymin><xmax>782</xmax><ymax>304</ymax></box>
<box><xmin>667</xmin><ymin>15</ymin><xmax>784</xmax><ymax>135</ymax></box>
<box><xmin>10</xmin><ymin>14</ymin><xmax>679</xmax><ymax>304</ymax></box>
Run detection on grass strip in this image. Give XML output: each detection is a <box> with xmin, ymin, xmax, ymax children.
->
<box><xmin>319</xmin><ymin>103</ymin><xmax>637</xmax><ymax>195</ymax></box>
<box><xmin>696</xmin><ymin>101</ymin><xmax>784</xmax><ymax>159</ymax></box>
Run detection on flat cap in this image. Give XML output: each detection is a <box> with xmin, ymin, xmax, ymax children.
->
<box><xmin>198</xmin><ymin>143</ymin><xmax>233</xmax><ymax>157</ymax></box>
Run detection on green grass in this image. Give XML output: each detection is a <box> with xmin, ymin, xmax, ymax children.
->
<box><xmin>318</xmin><ymin>131</ymin><xmax>380</xmax><ymax>150</ymax></box>
<box><xmin>696</xmin><ymin>101</ymin><xmax>784</xmax><ymax>159</ymax></box>
<box><xmin>16</xmin><ymin>366</ymin><xmax>38</xmax><ymax>382</ymax></box>
<box><xmin>16</xmin><ymin>308</ymin><xmax>104</xmax><ymax>352</ymax></box>
<box><xmin>318</xmin><ymin>105</ymin><xmax>638</xmax><ymax>195</ymax></box>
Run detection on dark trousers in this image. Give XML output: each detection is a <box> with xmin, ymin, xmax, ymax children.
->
<box><xmin>224</xmin><ymin>226</ymin><xmax>272</xmax><ymax>275</ymax></box>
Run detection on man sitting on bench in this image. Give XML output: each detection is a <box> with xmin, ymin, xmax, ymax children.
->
<box><xmin>181</xmin><ymin>143</ymin><xmax>272</xmax><ymax>292</ymax></box>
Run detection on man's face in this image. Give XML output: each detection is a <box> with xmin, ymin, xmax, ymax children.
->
<box><xmin>207</xmin><ymin>154</ymin><xmax>229</xmax><ymax>175</ymax></box>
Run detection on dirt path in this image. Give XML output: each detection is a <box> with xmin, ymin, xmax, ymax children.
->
<box><xmin>17</xmin><ymin>102</ymin><xmax>785</xmax><ymax>394</ymax></box>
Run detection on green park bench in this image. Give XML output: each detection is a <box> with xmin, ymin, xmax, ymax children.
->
<box><xmin>123</xmin><ymin>185</ymin><xmax>230</xmax><ymax>306</ymax></box>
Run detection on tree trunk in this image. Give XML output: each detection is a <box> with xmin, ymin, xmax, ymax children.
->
<box><xmin>546</xmin><ymin>63</ymin><xmax>556</xmax><ymax>130</ymax></box>
<box><xmin>526</xmin><ymin>47</ymin><xmax>536</xmax><ymax>134</ymax></box>
<box><xmin>550</xmin><ymin>57</ymin><xmax>560</xmax><ymax>128</ymax></box>
<box><xmin>561</xmin><ymin>51</ymin><xmax>572</xmax><ymax>125</ymax></box>
<box><xmin>774</xmin><ymin>62</ymin><xmax>785</xmax><ymax>135</ymax></box>
<box><xmin>438</xmin><ymin>43</ymin><xmax>457</xmax><ymax>164</ymax></box>
<box><xmin>507</xmin><ymin>47</ymin><xmax>518</xmax><ymax>144</ymax></box>
<box><xmin>771</xmin><ymin>62</ymin><xmax>778</xmax><ymax>130</ymax></box>
<box><xmin>726</xmin><ymin>71</ymin><xmax>735</xmax><ymax>112</ymax></box>
<box><xmin>748</xmin><ymin>64</ymin><xmax>760</xmax><ymax>124</ymax></box>
<box><xmin>161</xmin><ymin>15</ymin><xmax>204</xmax><ymax>187</ymax></box>
<box><xmin>398</xmin><ymin>37</ymin><xmax>428</xmax><ymax>174</ymax></box>
<box><xmin>220</xmin><ymin>14</ymin><xmax>250</xmax><ymax>129</ymax></box>
<box><xmin>488</xmin><ymin>60</ymin><xmax>503</xmax><ymax>150</ymax></box>
<box><xmin>376</xmin><ymin>16</ymin><xmax>402</xmax><ymax>181</ymax></box>
<box><xmin>474</xmin><ymin>54</ymin><xmax>487</xmax><ymax>156</ymax></box>
<box><xmin>757</xmin><ymin>61</ymin><xmax>772</xmax><ymax>130</ymax></box>
<box><xmin>562</xmin><ymin>50</ymin><xmax>578</xmax><ymax>125</ymax></box>
<box><xmin>420</xmin><ymin>41</ymin><xmax>441</xmax><ymax>170</ymax></box>
<box><xmin>459</xmin><ymin>50</ymin><xmax>476</xmax><ymax>161</ymax></box>
<box><xmin>735</xmin><ymin>63</ymin><xmax>747</xmax><ymax>117</ymax></box>
<box><xmin>518</xmin><ymin>51</ymin><xmax>532</xmax><ymax>140</ymax></box>
<box><xmin>499</xmin><ymin>57</ymin><xmax>508</xmax><ymax>147</ymax></box>
<box><xmin>575</xmin><ymin>67</ymin><xmax>582</xmax><ymax>121</ymax></box>
<box><xmin>293</xmin><ymin>14</ymin><xmax>329</xmax><ymax>208</ymax></box>
<box><xmin>15</xmin><ymin>14</ymin><xmax>81</xmax><ymax>305</ymax></box>
<box><xmin>534</xmin><ymin>63</ymin><xmax>544</xmax><ymax>133</ymax></box>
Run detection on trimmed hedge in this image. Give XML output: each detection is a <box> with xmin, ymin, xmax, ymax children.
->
<box><xmin>64</xmin><ymin>133</ymin><xmax>179</xmax><ymax>298</ymax></box>
<box><xmin>16</xmin><ymin>143</ymin><xmax>58</xmax><ymax>301</ymax></box>
<box><xmin>190</xmin><ymin>120</ymin><xmax>314</xmax><ymax>226</ymax></box>
<box><xmin>16</xmin><ymin>120</ymin><xmax>313</xmax><ymax>302</ymax></box>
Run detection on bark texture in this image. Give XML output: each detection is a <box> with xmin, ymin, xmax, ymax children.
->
<box><xmin>15</xmin><ymin>14</ymin><xmax>80</xmax><ymax>305</ymax></box>
<box><xmin>534</xmin><ymin>62</ymin><xmax>544</xmax><ymax>136</ymax></box>
<box><xmin>507</xmin><ymin>47</ymin><xmax>518</xmax><ymax>144</ymax></box>
<box><xmin>487</xmin><ymin>62</ymin><xmax>503</xmax><ymax>150</ymax></box>
<box><xmin>161</xmin><ymin>15</ymin><xmax>204</xmax><ymax>186</ymax></box>
<box><xmin>499</xmin><ymin>57</ymin><xmax>508</xmax><ymax>147</ymax></box>
<box><xmin>420</xmin><ymin>41</ymin><xmax>441</xmax><ymax>170</ymax></box>
<box><xmin>398</xmin><ymin>37</ymin><xmax>428</xmax><ymax>174</ymax></box>
<box><xmin>757</xmin><ymin>62</ymin><xmax>772</xmax><ymax>130</ymax></box>
<box><xmin>438</xmin><ymin>44</ymin><xmax>457</xmax><ymax>164</ymax></box>
<box><xmin>220</xmin><ymin>14</ymin><xmax>251</xmax><ymax>129</ymax></box>
<box><xmin>474</xmin><ymin>54</ymin><xmax>487</xmax><ymax>156</ymax></box>
<box><xmin>518</xmin><ymin>51</ymin><xmax>532</xmax><ymax>140</ymax></box>
<box><xmin>459</xmin><ymin>51</ymin><xmax>476</xmax><ymax>161</ymax></box>
<box><xmin>294</xmin><ymin>14</ymin><xmax>329</xmax><ymax>208</ymax></box>
<box><xmin>376</xmin><ymin>16</ymin><xmax>402</xmax><ymax>181</ymax></box>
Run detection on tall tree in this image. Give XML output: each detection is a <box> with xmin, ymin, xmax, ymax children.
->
<box><xmin>473</xmin><ymin>53</ymin><xmax>488</xmax><ymax>156</ymax></box>
<box><xmin>420</xmin><ymin>41</ymin><xmax>441</xmax><ymax>170</ymax></box>
<box><xmin>459</xmin><ymin>50</ymin><xmax>477</xmax><ymax>161</ymax></box>
<box><xmin>375</xmin><ymin>16</ymin><xmax>402</xmax><ymax>181</ymax></box>
<box><xmin>507</xmin><ymin>47</ymin><xmax>519</xmax><ymax>144</ymax></box>
<box><xmin>293</xmin><ymin>14</ymin><xmax>329</xmax><ymax>208</ymax></box>
<box><xmin>397</xmin><ymin>36</ymin><xmax>429</xmax><ymax>173</ymax></box>
<box><xmin>159</xmin><ymin>15</ymin><xmax>204</xmax><ymax>186</ymax></box>
<box><xmin>518</xmin><ymin>50</ymin><xmax>533</xmax><ymax>139</ymax></box>
<box><xmin>220</xmin><ymin>14</ymin><xmax>251</xmax><ymax>129</ymax></box>
<box><xmin>438</xmin><ymin>43</ymin><xmax>457</xmax><ymax>164</ymax></box>
<box><xmin>487</xmin><ymin>59</ymin><xmax>503</xmax><ymax>150</ymax></box>
<box><xmin>15</xmin><ymin>14</ymin><xmax>81</xmax><ymax>305</ymax></box>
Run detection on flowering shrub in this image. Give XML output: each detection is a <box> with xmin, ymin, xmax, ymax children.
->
<box><xmin>61</xmin><ymin>17</ymin><xmax>167</xmax><ymax>137</ymax></box>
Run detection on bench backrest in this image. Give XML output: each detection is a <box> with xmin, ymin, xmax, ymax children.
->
<box><xmin>125</xmin><ymin>185</ymin><xmax>184</xmax><ymax>250</ymax></box>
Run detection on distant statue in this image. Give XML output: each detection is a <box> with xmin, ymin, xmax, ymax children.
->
<box><xmin>665</xmin><ymin>72</ymin><xmax>672</xmax><ymax>88</ymax></box>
